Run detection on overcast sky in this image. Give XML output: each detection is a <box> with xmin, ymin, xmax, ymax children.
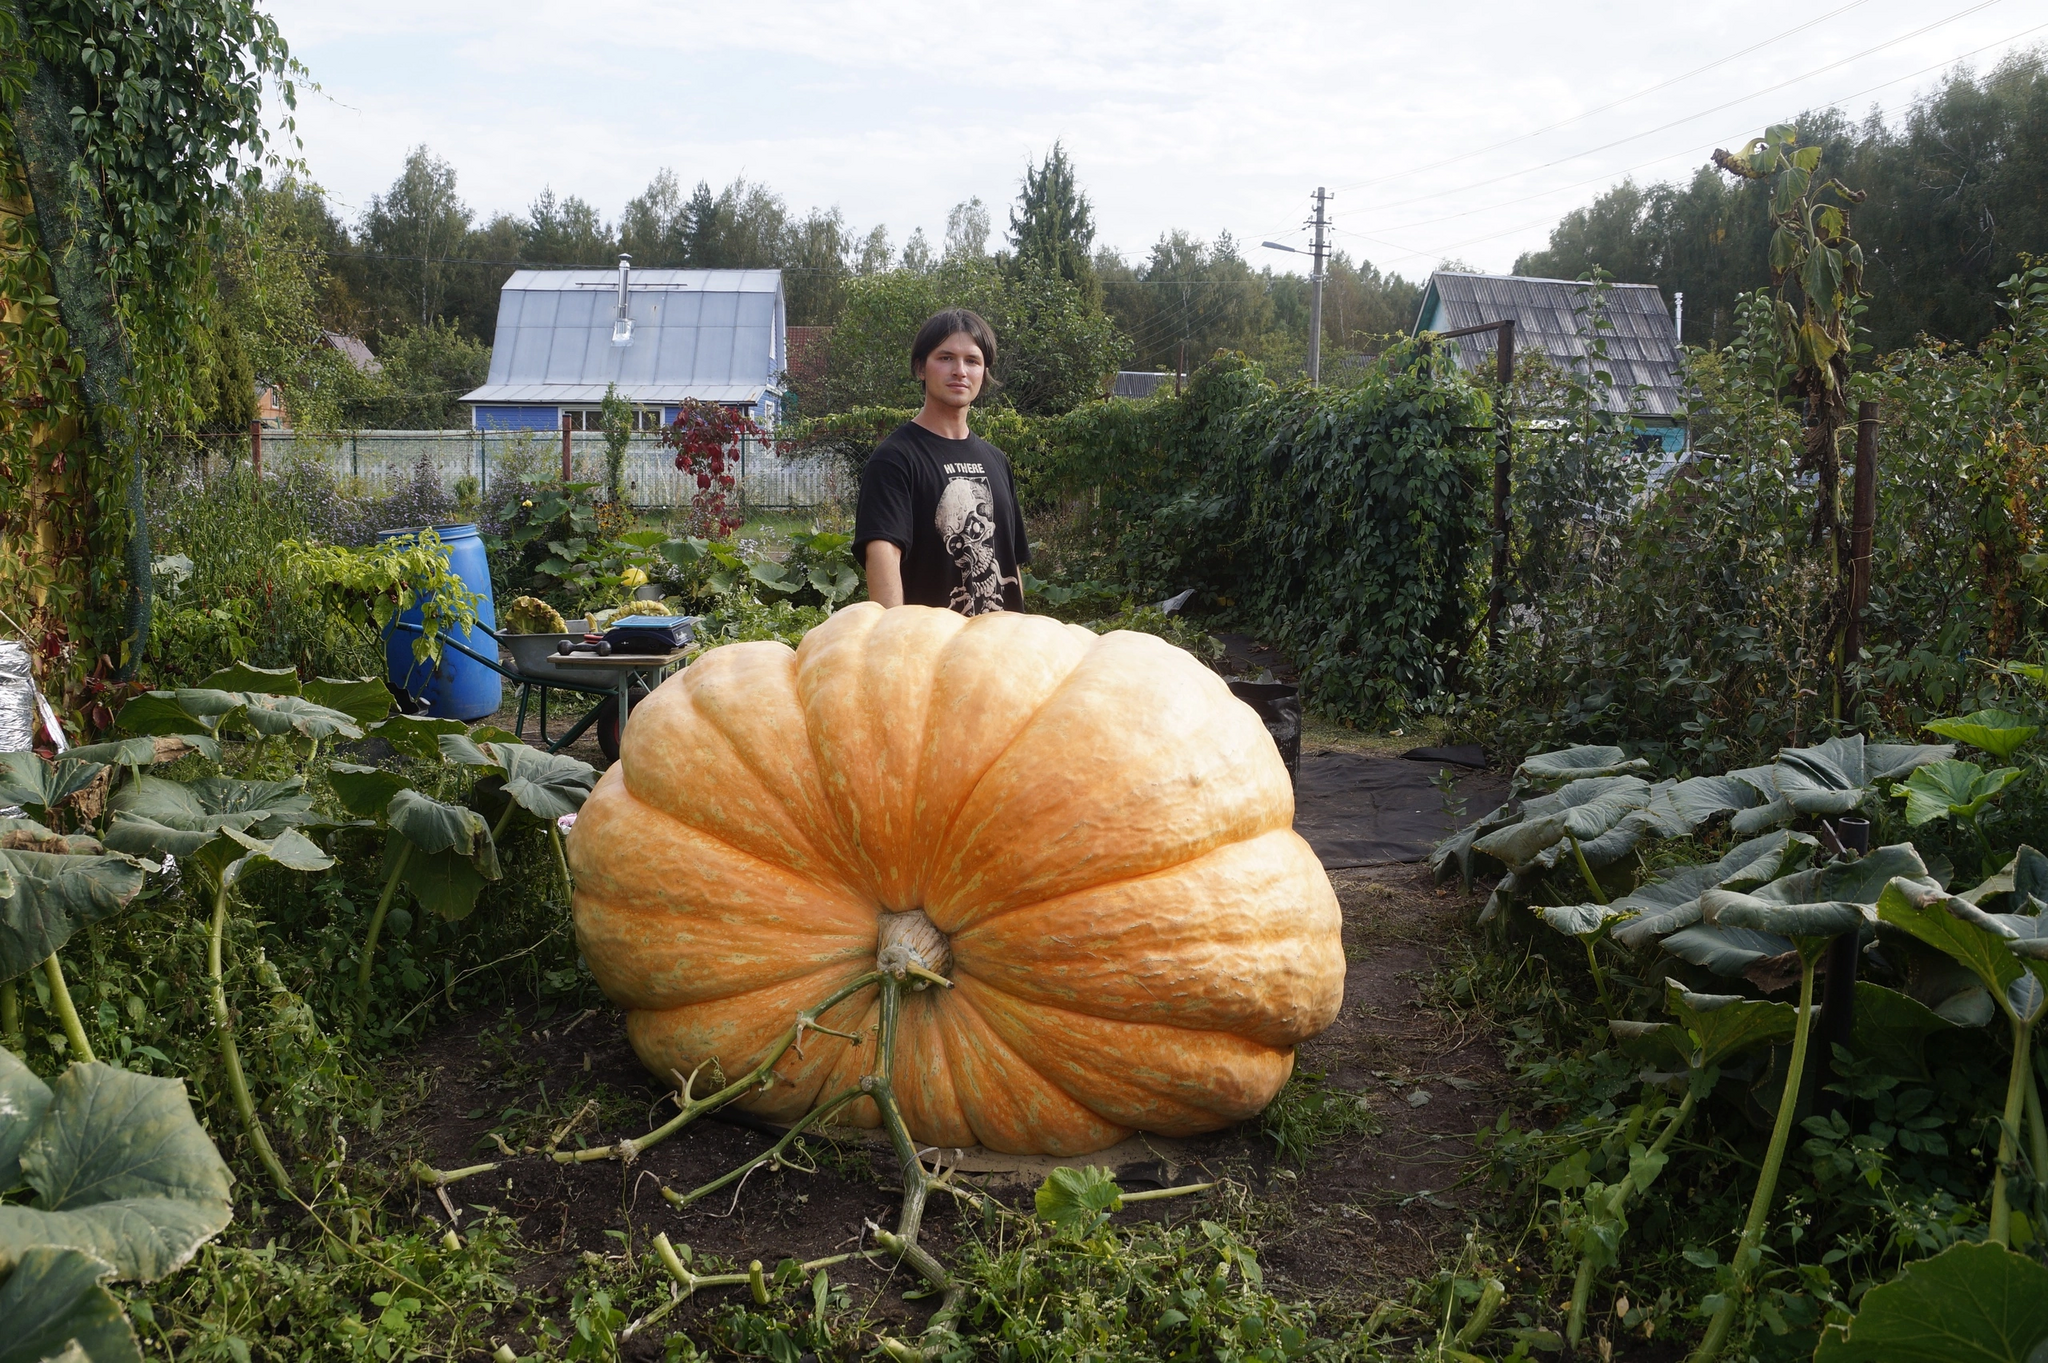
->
<box><xmin>266</xmin><ymin>0</ymin><xmax>2046</xmax><ymax>281</ymax></box>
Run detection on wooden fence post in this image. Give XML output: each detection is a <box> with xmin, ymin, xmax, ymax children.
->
<box><xmin>249</xmin><ymin>419</ymin><xmax>262</xmax><ymax>490</ymax></box>
<box><xmin>561</xmin><ymin>413</ymin><xmax>573</xmax><ymax>482</ymax></box>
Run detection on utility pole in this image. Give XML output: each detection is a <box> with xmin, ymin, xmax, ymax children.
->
<box><xmin>1307</xmin><ymin>186</ymin><xmax>1330</xmax><ymax>386</ymax></box>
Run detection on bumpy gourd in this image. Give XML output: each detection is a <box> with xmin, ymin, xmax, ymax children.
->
<box><xmin>569</xmin><ymin>603</ymin><xmax>1344</xmax><ymax>1156</ymax></box>
<box><xmin>501</xmin><ymin>596</ymin><xmax>567</xmax><ymax>635</ymax></box>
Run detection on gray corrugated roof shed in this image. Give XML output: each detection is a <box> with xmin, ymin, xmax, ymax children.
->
<box><xmin>1414</xmin><ymin>272</ymin><xmax>1682</xmax><ymax>418</ymax></box>
<box><xmin>462</xmin><ymin>268</ymin><xmax>786</xmax><ymax>406</ymax></box>
<box><xmin>1112</xmin><ymin>371</ymin><xmax>1172</xmax><ymax>399</ymax></box>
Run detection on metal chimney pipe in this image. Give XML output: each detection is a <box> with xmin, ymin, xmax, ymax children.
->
<box><xmin>616</xmin><ymin>254</ymin><xmax>631</xmax><ymax>317</ymax></box>
<box><xmin>1673</xmin><ymin>291</ymin><xmax>1684</xmax><ymax>345</ymax></box>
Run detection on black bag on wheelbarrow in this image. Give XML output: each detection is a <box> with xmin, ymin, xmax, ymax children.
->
<box><xmin>602</xmin><ymin>616</ymin><xmax>697</xmax><ymax>654</ymax></box>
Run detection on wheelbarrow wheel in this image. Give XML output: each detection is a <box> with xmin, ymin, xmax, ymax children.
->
<box><xmin>594</xmin><ymin>685</ymin><xmax>649</xmax><ymax>763</ymax></box>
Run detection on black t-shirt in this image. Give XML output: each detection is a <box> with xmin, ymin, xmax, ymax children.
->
<box><xmin>853</xmin><ymin>422</ymin><xmax>1029</xmax><ymax>615</ymax></box>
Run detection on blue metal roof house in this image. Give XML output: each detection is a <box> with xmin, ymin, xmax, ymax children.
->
<box><xmin>1413</xmin><ymin>271</ymin><xmax>1686</xmax><ymax>452</ymax></box>
<box><xmin>462</xmin><ymin>256</ymin><xmax>787</xmax><ymax>432</ymax></box>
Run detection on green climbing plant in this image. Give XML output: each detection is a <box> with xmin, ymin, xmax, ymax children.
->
<box><xmin>1</xmin><ymin>1</ymin><xmax>303</xmax><ymax>698</ymax></box>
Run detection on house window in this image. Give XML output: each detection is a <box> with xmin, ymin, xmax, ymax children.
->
<box><xmin>562</xmin><ymin>407</ymin><xmax>667</xmax><ymax>432</ymax></box>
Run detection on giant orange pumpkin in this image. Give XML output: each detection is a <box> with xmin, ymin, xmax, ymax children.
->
<box><xmin>569</xmin><ymin>603</ymin><xmax>1344</xmax><ymax>1156</ymax></box>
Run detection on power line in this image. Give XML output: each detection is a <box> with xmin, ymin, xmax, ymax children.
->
<box><xmin>1352</xmin><ymin>0</ymin><xmax>2006</xmax><ymax>223</ymax></box>
<box><xmin>1324</xmin><ymin>0</ymin><xmax>1880</xmax><ymax>197</ymax></box>
<box><xmin>1263</xmin><ymin>14</ymin><xmax>2046</xmax><ymax>276</ymax></box>
<box><xmin>1334</xmin><ymin>16</ymin><xmax>2048</xmax><ymax>268</ymax></box>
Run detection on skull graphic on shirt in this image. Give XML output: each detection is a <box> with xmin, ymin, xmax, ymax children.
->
<box><xmin>934</xmin><ymin>475</ymin><xmax>1010</xmax><ymax>615</ymax></box>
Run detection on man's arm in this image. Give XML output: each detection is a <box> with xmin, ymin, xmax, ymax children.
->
<box><xmin>866</xmin><ymin>540</ymin><xmax>905</xmax><ymax>608</ymax></box>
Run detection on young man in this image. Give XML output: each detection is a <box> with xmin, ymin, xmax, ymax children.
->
<box><xmin>853</xmin><ymin>309</ymin><xmax>1029</xmax><ymax>614</ymax></box>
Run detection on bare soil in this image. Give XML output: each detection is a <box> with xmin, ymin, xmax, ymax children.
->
<box><xmin>369</xmin><ymin>861</ymin><xmax>1502</xmax><ymax>1351</ymax></box>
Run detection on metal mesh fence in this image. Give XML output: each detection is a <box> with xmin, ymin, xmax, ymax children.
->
<box><xmin>223</xmin><ymin>429</ymin><xmax>847</xmax><ymax>511</ymax></box>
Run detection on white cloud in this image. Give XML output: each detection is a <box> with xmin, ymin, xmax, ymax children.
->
<box><xmin>268</xmin><ymin>0</ymin><xmax>2044</xmax><ymax>277</ymax></box>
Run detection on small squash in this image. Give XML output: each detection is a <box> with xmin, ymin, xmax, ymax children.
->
<box><xmin>570</xmin><ymin>603</ymin><xmax>1344</xmax><ymax>1155</ymax></box>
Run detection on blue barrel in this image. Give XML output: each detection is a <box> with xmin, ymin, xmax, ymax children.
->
<box><xmin>378</xmin><ymin>523</ymin><xmax>501</xmax><ymax>721</ymax></box>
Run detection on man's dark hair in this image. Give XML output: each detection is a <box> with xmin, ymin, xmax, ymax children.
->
<box><xmin>909</xmin><ymin>309</ymin><xmax>999</xmax><ymax>383</ymax></box>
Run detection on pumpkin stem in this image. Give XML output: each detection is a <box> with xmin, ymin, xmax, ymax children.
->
<box><xmin>866</xmin><ymin>974</ymin><xmax>967</xmax><ymax>1334</ymax></box>
<box><xmin>877</xmin><ymin>909</ymin><xmax>952</xmax><ymax>981</ymax></box>
<box><xmin>543</xmin><ymin>968</ymin><xmax>888</xmax><ymax>1170</ymax></box>
<box><xmin>661</xmin><ymin>1086</ymin><xmax>864</xmax><ymax>1210</ymax></box>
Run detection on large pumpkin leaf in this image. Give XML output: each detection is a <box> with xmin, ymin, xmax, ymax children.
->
<box><xmin>1668</xmin><ymin>980</ymin><xmax>1799</xmax><ymax>1067</ymax></box>
<box><xmin>1865</xmin><ymin>741</ymin><xmax>1962</xmax><ymax>783</ymax></box>
<box><xmin>1893</xmin><ymin>760</ymin><xmax>2023</xmax><ymax>828</ymax></box>
<box><xmin>111</xmin><ymin>693</ymin><xmax>211</xmax><ymax>740</ymax></box>
<box><xmin>384</xmin><ymin>791</ymin><xmax>499</xmax><ymax>918</ymax></box>
<box><xmin>386</xmin><ymin>839</ymin><xmax>489</xmax><ymax>921</ymax></box>
<box><xmin>0</xmin><ymin>754</ymin><xmax>104</xmax><ymax>823</ymax></box>
<box><xmin>1971</xmin><ymin>845</ymin><xmax>2048</xmax><ymax>913</ymax></box>
<box><xmin>1813</xmin><ymin>1239</ymin><xmax>2048</xmax><ymax>1363</ymax></box>
<box><xmin>103</xmin><ymin>776</ymin><xmax>317</xmax><ymax>860</ymax></box>
<box><xmin>1770</xmin><ymin>735</ymin><xmax>1876</xmax><ymax>816</ymax></box>
<box><xmin>1609</xmin><ymin>980</ymin><xmax>1799</xmax><ymax>1072</ymax></box>
<box><xmin>232</xmin><ymin>694</ymin><xmax>362</xmax><ymax>744</ymax></box>
<box><xmin>325</xmin><ymin>764</ymin><xmax>412</xmax><ymax>821</ymax></box>
<box><xmin>437</xmin><ymin>737</ymin><xmax>595</xmax><ymax>821</ymax></box>
<box><xmin>1677</xmin><ymin>846</ymin><xmax>1929</xmax><ymax>972</ymax></box>
<box><xmin>0</xmin><ymin>819</ymin><xmax>100</xmax><ymax>857</ymax></box>
<box><xmin>1610</xmin><ymin>832</ymin><xmax>1821</xmax><ymax>950</ymax></box>
<box><xmin>59</xmin><ymin>738</ymin><xmax>161</xmax><ymax>769</ymax></box>
<box><xmin>1701</xmin><ymin>887</ymin><xmax>1866</xmax><ymax>941</ymax></box>
<box><xmin>1578</xmin><ymin>781</ymin><xmax>1693</xmax><ymax>868</ymax></box>
<box><xmin>1924</xmin><ymin>710</ymin><xmax>2039</xmax><ymax>761</ymax></box>
<box><xmin>1876</xmin><ymin>878</ymin><xmax>2029</xmax><ymax>1009</ymax></box>
<box><xmin>300</xmin><ymin>677</ymin><xmax>394</xmax><ymax>726</ymax></box>
<box><xmin>1851</xmin><ymin>981</ymin><xmax>1956</xmax><ymax>1080</ymax></box>
<box><xmin>388</xmin><ymin>790</ymin><xmax>495</xmax><ymax>864</ymax></box>
<box><xmin>0</xmin><ymin>1062</ymin><xmax>234</xmax><ymax>1282</ymax></box>
<box><xmin>1516</xmin><ymin>746</ymin><xmax>1653</xmax><ymax>787</ymax></box>
<box><xmin>156</xmin><ymin>690</ymin><xmax>243</xmax><ymax>723</ymax></box>
<box><xmin>369</xmin><ymin>715</ymin><xmax>471</xmax><ymax>762</ymax></box>
<box><xmin>194</xmin><ymin>662</ymin><xmax>299</xmax><ymax>695</ymax></box>
<box><xmin>0</xmin><ymin>1047</ymin><xmax>54</xmax><ymax>1192</ymax></box>
<box><xmin>1608</xmin><ymin>865</ymin><xmax>1725</xmax><ymax>949</ymax></box>
<box><xmin>1743</xmin><ymin>843</ymin><xmax>1927</xmax><ymax>910</ymax></box>
<box><xmin>1475</xmin><ymin>777</ymin><xmax>1652</xmax><ymax>870</ymax></box>
<box><xmin>1430</xmin><ymin>800</ymin><xmax>1521</xmax><ymax>891</ymax></box>
<box><xmin>1661</xmin><ymin>923</ymin><xmax>1794</xmax><ymax>976</ymax></box>
<box><xmin>182</xmin><ymin>828</ymin><xmax>336</xmax><ymax>898</ymax></box>
<box><xmin>0</xmin><ymin>1246</ymin><xmax>143</xmax><ymax>1363</ymax></box>
<box><xmin>1540</xmin><ymin>902</ymin><xmax>1635</xmax><ymax>939</ymax></box>
<box><xmin>1665</xmin><ymin>773</ymin><xmax>1771</xmax><ymax>829</ymax></box>
<box><xmin>0</xmin><ymin>850</ymin><xmax>152</xmax><ymax>983</ymax></box>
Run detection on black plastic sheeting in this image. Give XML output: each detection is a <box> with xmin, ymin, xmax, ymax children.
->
<box><xmin>1293</xmin><ymin>751</ymin><xmax>1510</xmax><ymax>870</ymax></box>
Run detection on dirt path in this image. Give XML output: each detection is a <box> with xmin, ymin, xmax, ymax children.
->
<box><xmin>374</xmin><ymin>863</ymin><xmax>1499</xmax><ymax>1351</ymax></box>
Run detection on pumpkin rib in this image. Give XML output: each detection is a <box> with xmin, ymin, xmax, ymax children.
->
<box><xmin>954</xmin><ymin>974</ymin><xmax>1296</xmax><ymax>1135</ymax></box>
<box><xmin>920</xmin><ymin>630</ymin><xmax>1295</xmax><ymax>931</ymax></box>
<box><xmin>571</xmin><ymin>774</ymin><xmax>877</xmax><ymax>1010</ymax></box>
<box><xmin>583</xmin><ymin>763</ymin><xmax>867</xmax><ymax>913</ymax></box>
<box><xmin>902</xmin><ymin>614</ymin><xmax>1102</xmax><ymax>894</ymax></box>
<box><xmin>796</xmin><ymin>604</ymin><xmax>967</xmax><ymax>910</ymax></box>
<box><xmin>625</xmin><ymin>963</ymin><xmax>877</xmax><ymax>1125</ymax></box>
<box><xmin>622</xmin><ymin>643</ymin><xmax>868</xmax><ymax>893</ymax></box>
<box><xmin>948</xmin><ymin>828</ymin><xmax>1343</xmax><ymax>1045</ymax></box>
<box><xmin>932</xmin><ymin>982</ymin><xmax>1134</xmax><ymax>1155</ymax></box>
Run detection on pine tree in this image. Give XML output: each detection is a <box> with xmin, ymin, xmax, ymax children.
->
<box><xmin>1009</xmin><ymin>143</ymin><xmax>1096</xmax><ymax>290</ymax></box>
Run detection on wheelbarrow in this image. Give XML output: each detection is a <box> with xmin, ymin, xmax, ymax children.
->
<box><xmin>387</xmin><ymin>618</ymin><xmax>694</xmax><ymax>761</ymax></box>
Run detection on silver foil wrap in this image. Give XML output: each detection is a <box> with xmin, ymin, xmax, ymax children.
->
<box><xmin>0</xmin><ymin>639</ymin><xmax>33</xmax><ymax>818</ymax></box>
